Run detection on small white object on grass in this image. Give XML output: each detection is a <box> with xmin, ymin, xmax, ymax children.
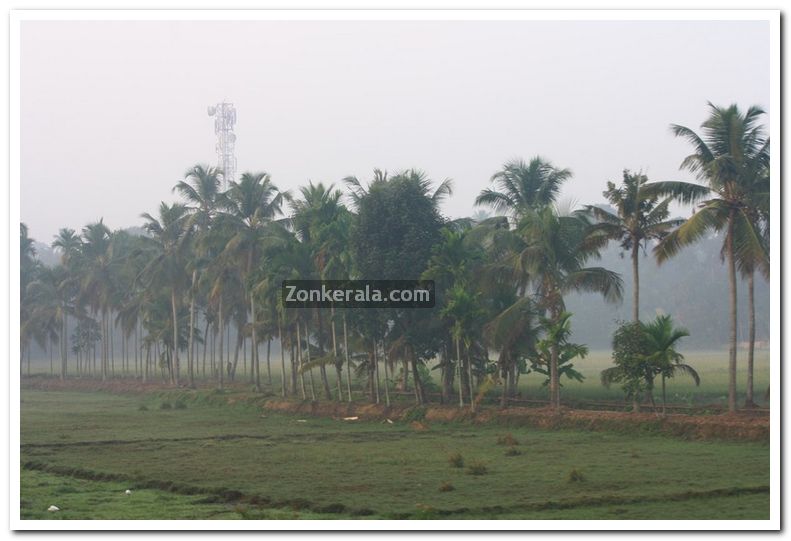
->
<box><xmin>296</xmin><ymin>419</ymin><xmax>307</xmax><ymax>423</ymax></box>
<box><xmin>385</xmin><ymin>418</ymin><xmax>394</xmax><ymax>424</ymax></box>
<box><xmin>125</xmin><ymin>490</ymin><xmax>132</xmax><ymax>495</ymax></box>
<box><xmin>342</xmin><ymin>416</ymin><xmax>359</xmax><ymax>421</ymax></box>
<box><xmin>47</xmin><ymin>505</ymin><xmax>59</xmax><ymax>512</ymax></box>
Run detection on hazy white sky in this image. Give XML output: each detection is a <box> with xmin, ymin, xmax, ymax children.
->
<box><xmin>21</xmin><ymin>19</ymin><xmax>769</xmax><ymax>242</ymax></box>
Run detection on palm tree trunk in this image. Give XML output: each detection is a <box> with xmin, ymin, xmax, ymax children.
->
<box><xmin>343</xmin><ymin>312</ymin><xmax>352</xmax><ymax>402</ymax></box>
<box><xmin>316</xmin><ymin>308</ymin><xmax>332</xmax><ymax>400</ymax></box>
<box><xmin>745</xmin><ymin>270</ymin><xmax>756</xmax><ymax>407</ymax></box>
<box><xmin>456</xmin><ymin>336</ymin><xmax>463</xmax><ymax>408</ymax></box>
<box><xmin>188</xmin><ymin>270</ymin><xmax>196</xmax><ymax>388</ymax></box>
<box><xmin>467</xmin><ymin>346</ymin><xmax>475</xmax><ymax>412</ymax></box>
<box><xmin>632</xmin><ymin>243</ymin><xmax>640</xmax><ymax>322</ymax></box>
<box><xmin>296</xmin><ymin>322</ymin><xmax>306</xmax><ymax>400</ymax></box>
<box><xmin>217</xmin><ymin>296</ymin><xmax>224</xmax><ymax>391</ymax></box>
<box><xmin>331</xmin><ymin>306</ymin><xmax>342</xmax><ymax>402</ymax></box>
<box><xmin>266</xmin><ymin>338</ymin><xmax>272</xmax><ymax>385</ymax></box>
<box><xmin>661</xmin><ymin>375</ymin><xmax>667</xmax><ymax>415</ymax></box>
<box><xmin>251</xmin><ymin>292</ymin><xmax>260</xmax><ymax>392</ymax></box>
<box><xmin>411</xmin><ymin>356</ymin><xmax>424</xmax><ymax>406</ymax></box>
<box><xmin>304</xmin><ymin>321</ymin><xmax>316</xmax><ymax>400</ymax></box>
<box><xmin>373</xmin><ymin>341</ymin><xmax>381</xmax><ymax>404</ymax></box>
<box><xmin>279</xmin><ymin>320</ymin><xmax>287</xmax><ymax>397</ymax></box>
<box><xmin>61</xmin><ymin>308</ymin><xmax>67</xmax><ymax>380</ymax></box>
<box><xmin>202</xmin><ymin>318</ymin><xmax>209</xmax><ymax>378</ymax></box>
<box><xmin>726</xmin><ymin>211</ymin><xmax>738</xmax><ymax>414</ymax></box>
<box><xmin>171</xmin><ymin>291</ymin><xmax>180</xmax><ymax>386</ymax></box>
<box><xmin>549</xmin><ymin>306</ymin><xmax>560</xmax><ymax>410</ymax></box>
<box><xmin>382</xmin><ymin>340</ymin><xmax>390</xmax><ymax>407</ymax></box>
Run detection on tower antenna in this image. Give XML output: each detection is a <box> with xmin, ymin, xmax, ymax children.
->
<box><xmin>207</xmin><ymin>102</ymin><xmax>237</xmax><ymax>190</ymax></box>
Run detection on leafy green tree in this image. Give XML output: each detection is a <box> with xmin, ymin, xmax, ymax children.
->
<box><xmin>642</xmin><ymin>315</ymin><xmax>699</xmax><ymax>413</ymax></box>
<box><xmin>531</xmin><ymin>312</ymin><xmax>588</xmax><ymax>389</ymax></box>
<box><xmin>349</xmin><ymin>169</ymin><xmax>450</xmax><ymax>405</ymax></box>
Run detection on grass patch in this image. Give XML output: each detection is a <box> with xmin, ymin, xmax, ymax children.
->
<box><xmin>20</xmin><ymin>389</ymin><xmax>770</xmax><ymax>519</ymax></box>
<box><xmin>466</xmin><ymin>461</ymin><xmax>488</xmax><ymax>476</ymax></box>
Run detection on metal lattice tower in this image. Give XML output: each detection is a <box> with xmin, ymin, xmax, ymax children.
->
<box><xmin>207</xmin><ymin>102</ymin><xmax>237</xmax><ymax>190</ymax></box>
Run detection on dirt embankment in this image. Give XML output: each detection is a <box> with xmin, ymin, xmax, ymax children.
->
<box><xmin>22</xmin><ymin>377</ymin><xmax>769</xmax><ymax>443</ymax></box>
<box><xmin>262</xmin><ymin>400</ymin><xmax>770</xmax><ymax>443</ymax></box>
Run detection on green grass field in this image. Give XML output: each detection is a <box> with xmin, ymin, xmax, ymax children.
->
<box><xmin>20</xmin><ymin>388</ymin><xmax>769</xmax><ymax>520</ymax></box>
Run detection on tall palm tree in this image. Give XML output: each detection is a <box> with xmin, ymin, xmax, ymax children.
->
<box><xmin>175</xmin><ymin>164</ymin><xmax>223</xmax><ymax>386</ymax></box>
<box><xmin>220</xmin><ymin>171</ymin><xmax>287</xmax><ymax>392</ymax></box>
<box><xmin>291</xmin><ymin>182</ymin><xmax>348</xmax><ymax>399</ymax></box>
<box><xmin>52</xmin><ymin>228</ymin><xmax>82</xmax><ymax>379</ymax></box>
<box><xmin>652</xmin><ymin>103</ymin><xmax>769</xmax><ymax>413</ymax></box>
<box><xmin>140</xmin><ymin>203</ymin><xmax>191</xmax><ymax>385</ymax></box>
<box><xmin>77</xmin><ymin>220</ymin><xmax>115</xmax><ymax>380</ymax></box>
<box><xmin>517</xmin><ymin>207</ymin><xmax>623</xmax><ymax>409</ymax></box>
<box><xmin>584</xmin><ymin>171</ymin><xmax>684</xmax><ymax>321</ymax></box>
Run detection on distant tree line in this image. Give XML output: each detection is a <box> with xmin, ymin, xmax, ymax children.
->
<box><xmin>20</xmin><ymin>103</ymin><xmax>769</xmax><ymax>413</ymax></box>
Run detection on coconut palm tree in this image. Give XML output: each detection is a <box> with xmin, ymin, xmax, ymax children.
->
<box><xmin>290</xmin><ymin>181</ymin><xmax>349</xmax><ymax>399</ymax></box>
<box><xmin>52</xmin><ymin>228</ymin><xmax>82</xmax><ymax>379</ymax></box>
<box><xmin>220</xmin><ymin>172</ymin><xmax>287</xmax><ymax>392</ymax></box>
<box><xmin>517</xmin><ymin>207</ymin><xmax>623</xmax><ymax>409</ymax></box>
<box><xmin>652</xmin><ymin>103</ymin><xmax>769</xmax><ymax>413</ymax></box>
<box><xmin>140</xmin><ymin>203</ymin><xmax>191</xmax><ymax>385</ymax></box>
<box><xmin>584</xmin><ymin>171</ymin><xmax>684</xmax><ymax>321</ymax></box>
<box><xmin>77</xmin><ymin>220</ymin><xmax>116</xmax><ymax>380</ymax></box>
<box><xmin>175</xmin><ymin>164</ymin><xmax>223</xmax><ymax>386</ymax></box>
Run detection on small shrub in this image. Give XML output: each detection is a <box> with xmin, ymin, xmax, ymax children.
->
<box><xmin>137</xmin><ymin>405</ymin><xmax>148</xmax><ymax>412</ymax></box>
<box><xmin>447</xmin><ymin>452</ymin><xmax>464</xmax><ymax>468</ymax></box>
<box><xmin>438</xmin><ymin>481</ymin><xmax>455</xmax><ymax>492</ymax></box>
<box><xmin>567</xmin><ymin>468</ymin><xmax>585</xmax><ymax>483</ymax></box>
<box><xmin>497</xmin><ymin>433</ymin><xmax>519</xmax><ymax>446</ymax></box>
<box><xmin>466</xmin><ymin>461</ymin><xmax>488</xmax><ymax>476</ymax></box>
<box><xmin>159</xmin><ymin>401</ymin><xmax>172</xmax><ymax>410</ymax></box>
<box><xmin>504</xmin><ymin>446</ymin><xmax>522</xmax><ymax>457</ymax></box>
<box><xmin>173</xmin><ymin>400</ymin><xmax>187</xmax><ymax>410</ymax></box>
<box><xmin>402</xmin><ymin>406</ymin><xmax>427</xmax><ymax>422</ymax></box>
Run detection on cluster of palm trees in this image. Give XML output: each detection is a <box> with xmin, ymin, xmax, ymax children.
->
<box><xmin>20</xmin><ymin>103</ymin><xmax>769</xmax><ymax>413</ymax></box>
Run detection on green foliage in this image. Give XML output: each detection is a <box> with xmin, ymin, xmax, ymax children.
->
<box><xmin>402</xmin><ymin>406</ymin><xmax>428</xmax><ymax>423</ymax></box>
<box><xmin>602</xmin><ymin>316</ymin><xmax>698</xmax><ymax>404</ymax></box>
<box><xmin>447</xmin><ymin>452</ymin><xmax>464</xmax><ymax>468</ymax></box>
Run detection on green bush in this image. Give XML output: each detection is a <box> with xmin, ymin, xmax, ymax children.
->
<box><xmin>447</xmin><ymin>452</ymin><xmax>464</xmax><ymax>468</ymax></box>
<box><xmin>159</xmin><ymin>401</ymin><xmax>172</xmax><ymax>410</ymax></box>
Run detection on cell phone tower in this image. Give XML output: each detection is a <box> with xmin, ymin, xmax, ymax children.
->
<box><xmin>207</xmin><ymin>102</ymin><xmax>237</xmax><ymax>191</ymax></box>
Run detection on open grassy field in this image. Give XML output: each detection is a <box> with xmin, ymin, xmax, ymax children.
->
<box><xmin>20</xmin><ymin>388</ymin><xmax>769</xmax><ymax>520</ymax></box>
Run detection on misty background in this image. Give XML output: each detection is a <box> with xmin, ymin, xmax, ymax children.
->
<box><xmin>21</xmin><ymin>19</ymin><xmax>770</xmax><ymax>352</ymax></box>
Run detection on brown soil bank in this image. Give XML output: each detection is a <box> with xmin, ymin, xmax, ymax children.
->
<box><xmin>262</xmin><ymin>400</ymin><xmax>769</xmax><ymax>443</ymax></box>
